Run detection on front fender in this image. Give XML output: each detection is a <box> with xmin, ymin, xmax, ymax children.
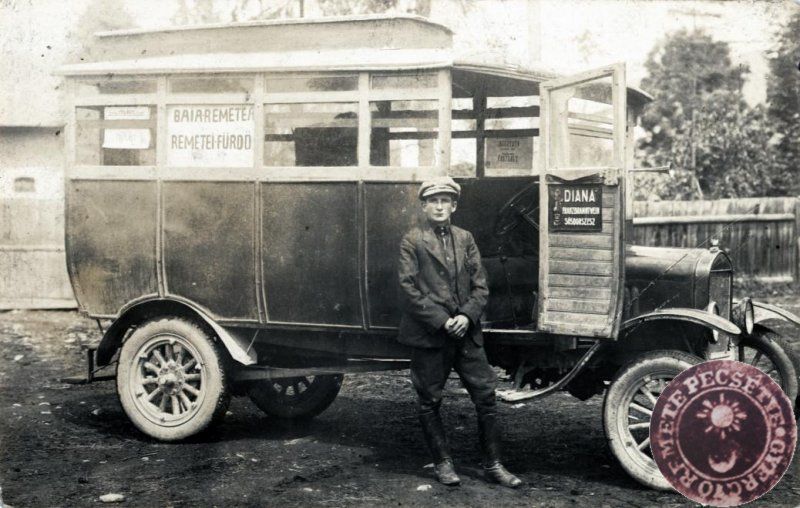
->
<box><xmin>96</xmin><ymin>297</ymin><xmax>257</xmax><ymax>367</ymax></box>
<box><xmin>751</xmin><ymin>300</ymin><xmax>800</xmax><ymax>328</ymax></box>
<box><xmin>621</xmin><ymin>308</ymin><xmax>741</xmax><ymax>335</ymax></box>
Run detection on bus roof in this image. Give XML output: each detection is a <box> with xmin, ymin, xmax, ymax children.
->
<box><xmin>56</xmin><ymin>14</ymin><xmax>651</xmax><ymax>105</ymax></box>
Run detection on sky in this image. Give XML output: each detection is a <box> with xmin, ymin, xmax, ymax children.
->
<box><xmin>1</xmin><ymin>0</ymin><xmax>796</xmax><ymax>125</ymax></box>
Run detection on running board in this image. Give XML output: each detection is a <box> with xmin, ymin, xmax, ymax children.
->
<box><xmin>497</xmin><ymin>341</ymin><xmax>602</xmax><ymax>403</ymax></box>
<box><xmin>233</xmin><ymin>359</ymin><xmax>410</xmax><ymax>382</ymax></box>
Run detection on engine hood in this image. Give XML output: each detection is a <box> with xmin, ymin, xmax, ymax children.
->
<box><xmin>624</xmin><ymin>245</ymin><xmax>732</xmax><ymax>316</ymax></box>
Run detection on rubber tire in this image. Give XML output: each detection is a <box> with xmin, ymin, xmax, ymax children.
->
<box><xmin>738</xmin><ymin>327</ymin><xmax>799</xmax><ymax>416</ymax></box>
<box><xmin>116</xmin><ymin>317</ymin><xmax>231</xmax><ymax>441</ymax></box>
<box><xmin>248</xmin><ymin>374</ymin><xmax>343</xmax><ymax>420</ymax></box>
<box><xmin>603</xmin><ymin>350</ymin><xmax>702</xmax><ymax>491</ymax></box>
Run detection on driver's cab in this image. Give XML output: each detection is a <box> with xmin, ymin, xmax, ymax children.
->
<box><xmin>446</xmin><ymin>62</ymin><xmax>648</xmax><ymax>340</ymax></box>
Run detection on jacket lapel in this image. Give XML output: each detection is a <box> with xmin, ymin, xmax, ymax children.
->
<box><xmin>422</xmin><ymin>225</ymin><xmax>449</xmax><ymax>269</ymax></box>
<box><xmin>452</xmin><ymin>227</ymin><xmax>466</xmax><ymax>273</ymax></box>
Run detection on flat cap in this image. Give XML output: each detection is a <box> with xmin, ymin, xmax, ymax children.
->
<box><xmin>418</xmin><ymin>176</ymin><xmax>461</xmax><ymax>200</ymax></box>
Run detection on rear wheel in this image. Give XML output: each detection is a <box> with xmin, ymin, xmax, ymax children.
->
<box><xmin>737</xmin><ymin>327</ymin><xmax>799</xmax><ymax>414</ymax></box>
<box><xmin>603</xmin><ymin>350</ymin><xmax>701</xmax><ymax>490</ymax></box>
<box><xmin>116</xmin><ymin>317</ymin><xmax>230</xmax><ymax>441</ymax></box>
<box><xmin>248</xmin><ymin>374</ymin><xmax>343</xmax><ymax>420</ymax></box>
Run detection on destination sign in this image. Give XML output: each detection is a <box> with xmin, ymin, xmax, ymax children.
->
<box><xmin>485</xmin><ymin>137</ymin><xmax>533</xmax><ymax>172</ymax></box>
<box><xmin>167</xmin><ymin>105</ymin><xmax>254</xmax><ymax>167</ymax></box>
<box><xmin>549</xmin><ymin>184</ymin><xmax>603</xmax><ymax>232</ymax></box>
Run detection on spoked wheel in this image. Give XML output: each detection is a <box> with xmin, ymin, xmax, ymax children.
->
<box><xmin>249</xmin><ymin>374</ymin><xmax>343</xmax><ymax>420</ymax></box>
<box><xmin>737</xmin><ymin>326</ymin><xmax>799</xmax><ymax>414</ymax></box>
<box><xmin>116</xmin><ymin>317</ymin><xmax>230</xmax><ymax>441</ymax></box>
<box><xmin>603</xmin><ymin>350</ymin><xmax>701</xmax><ymax>490</ymax></box>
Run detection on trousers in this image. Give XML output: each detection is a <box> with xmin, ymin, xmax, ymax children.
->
<box><xmin>410</xmin><ymin>334</ymin><xmax>497</xmax><ymax>418</ymax></box>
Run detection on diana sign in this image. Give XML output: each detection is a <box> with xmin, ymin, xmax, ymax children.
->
<box><xmin>549</xmin><ymin>184</ymin><xmax>603</xmax><ymax>232</ymax></box>
<box><xmin>167</xmin><ymin>105</ymin><xmax>254</xmax><ymax>167</ymax></box>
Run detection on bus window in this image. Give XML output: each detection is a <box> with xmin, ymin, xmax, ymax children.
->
<box><xmin>370</xmin><ymin>72</ymin><xmax>437</xmax><ymax>90</ymax></box>
<box><xmin>369</xmin><ymin>100</ymin><xmax>438</xmax><ymax>167</ymax></box>
<box><xmin>264</xmin><ymin>102</ymin><xmax>358</xmax><ymax>167</ymax></box>
<box><xmin>76</xmin><ymin>106</ymin><xmax>156</xmax><ymax>166</ymax></box>
<box><xmin>265</xmin><ymin>74</ymin><xmax>358</xmax><ymax>93</ymax></box>
<box><xmin>450</xmin><ymin>97</ymin><xmax>476</xmax><ymax>177</ymax></box>
<box><xmin>170</xmin><ymin>76</ymin><xmax>253</xmax><ymax>94</ymax></box>
<box><xmin>550</xmin><ymin>77</ymin><xmax>614</xmax><ymax>168</ymax></box>
<box><xmin>76</xmin><ymin>79</ymin><xmax>156</xmax><ymax>95</ymax></box>
<box><xmin>484</xmin><ymin>96</ymin><xmax>538</xmax><ymax>177</ymax></box>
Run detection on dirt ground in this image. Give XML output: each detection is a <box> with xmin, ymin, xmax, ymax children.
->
<box><xmin>1</xmin><ymin>297</ymin><xmax>800</xmax><ymax>507</ymax></box>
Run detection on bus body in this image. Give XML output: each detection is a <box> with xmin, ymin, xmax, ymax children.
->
<box><xmin>58</xmin><ymin>15</ymin><xmax>799</xmax><ymax>490</ymax></box>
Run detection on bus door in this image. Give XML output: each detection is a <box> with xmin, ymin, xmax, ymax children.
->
<box><xmin>537</xmin><ymin>64</ymin><xmax>627</xmax><ymax>339</ymax></box>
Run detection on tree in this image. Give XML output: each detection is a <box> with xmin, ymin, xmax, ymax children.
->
<box><xmin>172</xmin><ymin>0</ymin><xmax>431</xmax><ymax>25</ymax></box>
<box><xmin>765</xmin><ymin>10</ymin><xmax>800</xmax><ymax>195</ymax></box>
<box><xmin>318</xmin><ymin>0</ymin><xmax>430</xmax><ymax>16</ymax></box>
<box><xmin>74</xmin><ymin>0</ymin><xmax>135</xmax><ymax>61</ymax></box>
<box><xmin>173</xmin><ymin>0</ymin><xmax>301</xmax><ymax>24</ymax></box>
<box><xmin>636</xmin><ymin>29</ymin><xmax>780</xmax><ymax>200</ymax></box>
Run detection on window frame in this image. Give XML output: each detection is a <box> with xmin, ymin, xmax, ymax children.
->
<box><xmin>68</xmin><ymin>70</ymin><xmax>451</xmax><ymax>182</ymax></box>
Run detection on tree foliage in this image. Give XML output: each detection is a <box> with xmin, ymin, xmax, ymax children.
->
<box><xmin>74</xmin><ymin>0</ymin><xmax>135</xmax><ymax>61</ymax></box>
<box><xmin>318</xmin><ymin>0</ymin><xmax>430</xmax><ymax>16</ymax></box>
<box><xmin>172</xmin><ymin>0</ymin><xmax>430</xmax><ymax>24</ymax></box>
<box><xmin>634</xmin><ymin>29</ymin><xmax>777</xmax><ymax>200</ymax></box>
<box><xmin>765</xmin><ymin>10</ymin><xmax>800</xmax><ymax>194</ymax></box>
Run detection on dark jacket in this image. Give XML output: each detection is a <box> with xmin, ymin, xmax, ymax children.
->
<box><xmin>397</xmin><ymin>222</ymin><xmax>489</xmax><ymax>348</ymax></box>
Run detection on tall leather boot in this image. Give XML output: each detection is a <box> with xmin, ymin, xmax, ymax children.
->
<box><xmin>419</xmin><ymin>412</ymin><xmax>460</xmax><ymax>486</ymax></box>
<box><xmin>478</xmin><ymin>413</ymin><xmax>522</xmax><ymax>488</ymax></box>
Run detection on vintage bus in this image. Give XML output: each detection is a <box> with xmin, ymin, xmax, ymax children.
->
<box><xmin>58</xmin><ymin>15</ymin><xmax>800</xmax><ymax>490</ymax></box>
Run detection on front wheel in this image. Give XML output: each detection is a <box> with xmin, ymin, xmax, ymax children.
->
<box><xmin>737</xmin><ymin>327</ymin><xmax>799</xmax><ymax>414</ymax></box>
<box><xmin>603</xmin><ymin>350</ymin><xmax>701</xmax><ymax>490</ymax></box>
<box><xmin>116</xmin><ymin>317</ymin><xmax>231</xmax><ymax>441</ymax></box>
<box><xmin>248</xmin><ymin>374</ymin><xmax>343</xmax><ymax>420</ymax></box>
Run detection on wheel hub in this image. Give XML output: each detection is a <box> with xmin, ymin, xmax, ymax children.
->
<box><xmin>158</xmin><ymin>361</ymin><xmax>186</xmax><ymax>395</ymax></box>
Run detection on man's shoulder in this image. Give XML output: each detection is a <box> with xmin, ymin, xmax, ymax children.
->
<box><xmin>401</xmin><ymin>225</ymin><xmax>425</xmax><ymax>244</ymax></box>
<box><xmin>451</xmin><ymin>224</ymin><xmax>475</xmax><ymax>240</ymax></box>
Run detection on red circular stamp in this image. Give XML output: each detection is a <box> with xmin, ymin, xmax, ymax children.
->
<box><xmin>650</xmin><ymin>360</ymin><xmax>796</xmax><ymax>507</ymax></box>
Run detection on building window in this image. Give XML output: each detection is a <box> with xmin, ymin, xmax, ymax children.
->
<box><xmin>264</xmin><ymin>102</ymin><xmax>358</xmax><ymax>167</ymax></box>
<box><xmin>369</xmin><ymin>100</ymin><xmax>439</xmax><ymax>167</ymax></box>
<box><xmin>76</xmin><ymin>106</ymin><xmax>156</xmax><ymax>166</ymax></box>
<box><xmin>13</xmin><ymin>177</ymin><xmax>35</xmax><ymax>193</ymax></box>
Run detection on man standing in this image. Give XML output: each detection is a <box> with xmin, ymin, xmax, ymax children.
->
<box><xmin>397</xmin><ymin>176</ymin><xmax>521</xmax><ymax>488</ymax></box>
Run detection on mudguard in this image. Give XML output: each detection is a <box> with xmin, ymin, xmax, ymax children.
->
<box><xmin>751</xmin><ymin>300</ymin><xmax>800</xmax><ymax>328</ymax></box>
<box><xmin>621</xmin><ymin>308</ymin><xmax>741</xmax><ymax>335</ymax></box>
<box><xmin>95</xmin><ymin>298</ymin><xmax>257</xmax><ymax>367</ymax></box>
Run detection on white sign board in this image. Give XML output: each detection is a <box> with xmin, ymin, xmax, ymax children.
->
<box><xmin>102</xmin><ymin>129</ymin><xmax>152</xmax><ymax>149</ymax></box>
<box><xmin>167</xmin><ymin>105</ymin><xmax>254</xmax><ymax>167</ymax></box>
<box><xmin>485</xmin><ymin>137</ymin><xmax>533</xmax><ymax>171</ymax></box>
<box><xmin>104</xmin><ymin>106</ymin><xmax>150</xmax><ymax>121</ymax></box>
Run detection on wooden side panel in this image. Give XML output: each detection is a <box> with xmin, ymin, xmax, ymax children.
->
<box><xmin>163</xmin><ymin>181</ymin><xmax>258</xmax><ymax>320</ymax></box>
<box><xmin>261</xmin><ymin>183</ymin><xmax>362</xmax><ymax>326</ymax></box>
<box><xmin>540</xmin><ymin>187</ymin><xmax>619</xmax><ymax>336</ymax></box>
<box><xmin>66</xmin><ymin>180</ymin><xmax>158</xmax><ymax>315</ymax></box>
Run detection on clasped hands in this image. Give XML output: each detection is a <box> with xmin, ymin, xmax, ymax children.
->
<box><xmin>444</xmin><ymin>314</ymin><xmax>470</xmax><ymax>338</ymax></box>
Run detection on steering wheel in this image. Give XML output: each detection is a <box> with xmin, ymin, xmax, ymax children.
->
<box><xmin>494</xmin><ymin>182</ymin><xmax>540</xmax><ymax>237</ymax></box>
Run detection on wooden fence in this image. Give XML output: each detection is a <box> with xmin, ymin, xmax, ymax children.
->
<box><xmin>632</xmin><ymin>197</ymin><xmax>799</xmax><ymax>281</ymax></box>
